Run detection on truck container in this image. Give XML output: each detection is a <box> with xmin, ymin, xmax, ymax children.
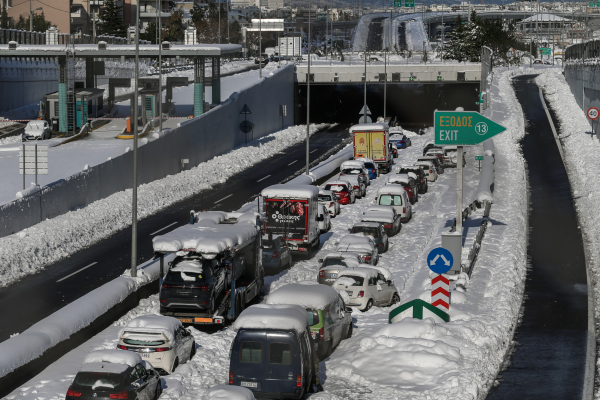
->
<box><xmin>350</xmin><ymin>123</ymin><xmax>392</xmax><ymax>173</ymax></box>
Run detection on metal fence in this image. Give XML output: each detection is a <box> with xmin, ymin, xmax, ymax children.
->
<box><xmin>481</xmin><ymin>46</ymin><xmax>493</xmax><ymax>111</ymax></box>
<box><xmin>564</xmin><ymin>39</ymin><xmax>600</xmax><ymax>124</ymax></box>
<box><xmin>0</xmin><ymin>28</ymin><xmax>149</xmax><ymax>46</ymax></box>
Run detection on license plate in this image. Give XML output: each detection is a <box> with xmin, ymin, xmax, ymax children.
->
<box><xmin>178</xmin><ymin>318</ymin><xmax>193</xmax><ymax>323</ymax></box>
<box><xmin>140</xmin><ymin>353</ymin><xmax>151</xmax><ymax>358</ymax></box>
<box><xmin>241</xmin><ymin>381</ymin><xmax>258</xmax><ymax>388</ymax></box>
<box><xmin>176</xmin><ymin>289</ymin><xmax>192</xmax><ymax>296</ymax></box>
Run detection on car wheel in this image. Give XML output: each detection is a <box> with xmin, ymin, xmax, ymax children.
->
<box><xmin>362</xmin><ymin>299</ymin><xmax>373</xmax><ymax>312</ymax></box>
<box><xmin>346</xmin><ymin>323</ymin><xmax>353</xmax><ymax>338</ymax></box>
<box><xmin>154</xmin><ymin>382</ymin><xmax>162</xmax><ymax>400</ymax></box>
<box><xmin>171</xmin><ymin>358</ymin><xmax>179</xmax><ymax>374</ymax></box>
<box><xmin>190</xmin><ymin>341</ymin><xmax>196</xmax><ymax>360</ymax></box>
<box><xmin>391</xmin><ymin>293</ymin><xmax>400</xmax><ymax>305</ymax></box>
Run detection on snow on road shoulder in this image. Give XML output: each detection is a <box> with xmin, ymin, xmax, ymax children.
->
<box><xmin>0</xmin><ymin>124</ymin><xmax>327</xmax><ymax>288</ymax></box>
<box><xmin>536</xmin><ymin>69</ymin><xmax>600</xmax><ymax>385</ymax></box>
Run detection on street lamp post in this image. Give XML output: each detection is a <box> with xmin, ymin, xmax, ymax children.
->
<box><xmin>158</xmin><ymin>3</ymin><xmax>162</xmax><ymax>136</ymax></box>
<box><xmin>306</xmin><ymin>2</ymin><xmax>311</xmax><ymax>175</ymax></box>
<box><xmin>131</xmin><ymin>3</ymin><xmax>141</xmax><ymax>278</ymax></box>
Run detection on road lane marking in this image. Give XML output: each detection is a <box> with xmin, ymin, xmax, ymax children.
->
<box><xmin>57</xmin><ymin>262</ymin><xmax>98</xmax><ymax>283</ymax></box>
<box><xmin>150</xmin><ymin>222</ymin><xmax>178</xmax><ymax>236</ymax></box>
<box><xmin>215</xmin><ymin>194</ymin><xmax>232</xmax><ymax>203</ymax></box>
<box><xmin>310</xmin><ymin>149</ymin><xmax>318</xmax><ymax>153</ymax></box>
<box><xmin>287</xmin><ymin>160</ymin><xmax>297</xmax><ymax>166</ymax></box>
<box><xmin>257</xmin><ymin>175</ymin><xmax>271</xmax><ymax>182</ymax></box>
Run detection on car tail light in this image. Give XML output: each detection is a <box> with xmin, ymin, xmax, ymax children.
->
<box><xmin>319</xmin><ymin>327</ymin><xmax>325</xmax><ymax>340</ymax></box>
<box><xmin>329</xmin><ymin>202</ymin><xmax>334</xmax><ymax>208</ymax></box>
<box><xmin>319</xmin><ymin>270</ymin><xmax>325</xmax><ymax>278</ymax></box>
<box><xmin>229</xmin><ymin>371</ymin><xmax>234</xmax><ymax>385</ymax></box>
<box><xmin>298</xmin><ymin>247</ymin><xmax>307</xmax><ymax>252</ymax></box>
<box><xmin>297</xmin><ymin>374</ymin><xmax>302</xmax><ymax>387</ymax></box>
<box><xmin>109</xmin><ymin>393</ymin><xmax>128</xmax><ymax>399</ymax></box>
<box><xmin>271</xmin><ymin>251</ymin><xmax>279</xmax><ymax>259</ymax></box>
<box><xmin>67</xmin><ymin>389</ymin><xmax>82</xmax><ymax>397</ymax></box>
<box><xmin>403</xmin><ymin>208</ymin><xmax>407</xmax><ymax>214</ymax></box>
<box><xmin>358</xmin><ymin>291</ymin><xmax>365</xmax><ymax>298</ymax></box>
<box><xmin>430</xmin><ymin>170</ymin><xmax>433</xmax><ymax>173</ymax></box>
<box><xmin>384</xmin><ymin>224</ymin><xmax>392</xmax><ymax>228</ymax></box>
<box><xmin>365</xmin><ymin>255</ymin><xmax>371</xmax><ymax>261</ymax></box>
<box><xmin>117</xmin><ymin>344</ymin><xmax>128</xmax><ymax>350</ymax></box>
<box><xmin>155</xmin><ymin>347</ymin><xmax>172</xmax><ymax>352</ymax></box>
<box><xmin>198</xmin><ymin>285</ymin><xmax>209</xmax><ymax>291</ymax></box>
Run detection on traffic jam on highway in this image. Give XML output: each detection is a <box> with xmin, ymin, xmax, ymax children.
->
<box><xmin>58</xmin><ymin>122</ymin><xmax>465</xmax><ymax>400</ymax></box>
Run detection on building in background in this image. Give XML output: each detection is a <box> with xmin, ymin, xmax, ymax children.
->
<box><xmin>123</xmin><ymin>0</ymin><xmax>170</xmax><ymax>32</ymax></box>
<box><xmin>2</xmin><ymin>0</ymin><xmax>71</xmax><ymax>33</ymax></box>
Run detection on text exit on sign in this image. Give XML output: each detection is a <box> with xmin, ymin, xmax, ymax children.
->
<box><xmin>434</xmin><ymin>111</ymin><xmax>507</xmax><ymax>146</ymax></box>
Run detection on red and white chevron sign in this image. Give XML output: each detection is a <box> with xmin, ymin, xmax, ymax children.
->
<box><xmin>431</xmin><ymin>274</ymin><xmax>450</xmax><ymax>311</ymax></box>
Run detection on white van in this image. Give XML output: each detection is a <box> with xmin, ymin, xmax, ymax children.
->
<box><xmin>374</xmin><ymin>186</ymin><xmax>412</xmax><ymax>222</ymax></box>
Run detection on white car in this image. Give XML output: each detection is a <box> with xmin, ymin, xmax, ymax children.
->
<box><xmin>317</xmin><ymin>251</ymin><xmax>363</xmax><ymax>285</ymax></box>
<box><xmin>333</xmin><ymin>265</ymin><xmax>399</xmax><ymax>312</ymax></box>
<box><xmin>318</xmin><ymin>189</ymin><xmax>340</xmax><ymax>216</ymax></box>
<box><xmin>375</xmin><ymin>185</ymin><xmax>412</xmax><ymax>222</ymax></box>
<box><xmin>334</xmin><ymin>233</ymin><xmax>378</xmax><ymax>265</ymax></box>
<box><xmin>22</xmin><ymin>120</ymin><xmax>51</xmax><ymax>141</ymax></box>
<box><xmin>337</xmin><ymin>173</ymin><xmax>366</xmax><ymax>198</ymax></box>
<box><xmin>117</xmin><ymin>314</ymin><xmax>195</xmax><ymax>375</ymax></box>
<box><xmin>414</xmin><ymin>160</ymin><xmax>437</xmax><ymax>182</ymax></box>
<box><xmin>317</xmin><ymin>203</ymin><xmax>332</xmax><ymax>233</ymax></box>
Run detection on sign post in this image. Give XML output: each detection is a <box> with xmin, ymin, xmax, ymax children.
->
<box><xmin>240</xmin><ymin>103</ymin><xmax>253</xmax><ymax>143</ymax></box>
<box><xmin>587</xmin><ymin>107</ymin><xmax>599</xmax><ymax>138</ymax></box>
<box><xmin>19</xmin><ymin>144</ymin><xmax>48</xmax><ymax>189</ymax></box>
<box><xmin>359</xmin><ymin>105</ymin><xmax>372</xmax><ymax>124</ymax></box>
<box><xmin>434</xmin><ymin>110</ymin><xmax>506</xmax><ymax>245</ymax></box>
<box><xmin>475</xmin><ymin>155</ymin><xmax>483</xmax><ymax>171</ymax></box>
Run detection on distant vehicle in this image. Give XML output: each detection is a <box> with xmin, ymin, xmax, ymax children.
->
<box><xmin>229</xmin><ymin>304</ymin><xmax>318</xmax><ymax>398</ymax></box>
<box><xmin>442</xmin><ymin>146</ymin><xmax>466</xmax><ymax>167</ymax></box>
<box><xmin>324</xmin><ymin>180</ymin><xmax>356</xmax><ymax>205</ymax></box>
<box><xmin>318</xmin><ymin>189</ymin><xmax>341</xmax><ymax>216</ymax></box>
<box><xmin>22</xmin><ymin>120</ymin><xmax>51</xmax><ymax>141</ymax></box>
<box><xmin>350</xmin><ymin>123</ymin><xmax>393</xmax><ymax>173</ymax></box>
<box><xmin>335</xmin><ymin>233</ymin><xmax>379</xmax><ymax>265</ymax></box>
<box><xmin>333</xmin><ymin>266</ymin><xmax>399</xmax><ymax>312</ymax></box>
<box><xmin>386</xmin><ymin>174</ymin><xmax>418</xmax><ymax>204</ymax></box>
<box><xmin>317</xmin><ymin>203</ymin><xmax>332</xmax><ymax>233</ymax></box>
<box><xmin>338</xmin><ymin>173</ymin><xmax>367</xmax><ymax>198</ymax></box>
<box><xmin>255</xmin><ymin>53</ymin><xmax>269</xmax><ymax>64</ymax></box>
<box><xmin>533</xmin><ymin>59</ymin><xmax>543</xmax><ymax>65</ymax></box>
<box><xmin>339</xmin><ymin>160</ymin><xmax>370</xmax><ymax>186</ymax></box>
<box><xmin>389</xmin><ymin>133</ymin><xmax>407</xmax><ymax>149</ymax></box>
<box><xmin>266</xmin><ymin>282</ymin><xmax>353</xmax><ymax>360</ymax></box>
<box><xmin>116</xmin><ymin>314</ymin><xmax>195</xmax><ymax>375</ymax></box>
<box><xmin>399</xmin><ymin>165</ymin><xmax>428</xmax><ymax>194</ymax></box>
<box><xmin>417</xmin><ymin>155</ymin><xmax>444</xmax><ymax>174</ymax></box>
<box><xmin>153</xmin><ymin>210</ymin><xmax>264</xmax><ymax>326</ymax></box>
<box><xmin>262</xmin><ymin>184</ymin><xmax>321</xmax><ymax>256</ymax></box>
<box><xmin>414</xmin><ymin>160</ymin><xmax>438</xmax><ymax>182</ymax></box>
<box><xmin>66</xmin><ymin>350</ymin><xmax>161</xmax><ymax>399</ymax></box>
<box><xmin>317</xmin><ymin>252</ymin><xmax>363</xmax><ymax>285</ymax></box>
<box><xmin>361</xmin><ymin>206</ymin><xmax>402</xmax><ymax>237</ymax></box>
<box><xmin>422</xmin><ymin>142</ymin><xmax>442</xmax><ymax>156</ymax></box>
<box><xmin>262</xmin><ymin>234</ymin><xmax>292</xmax><ymax>271</ymax></box>
<box><xmin>349</xmin><ymin>221</ymin><xmax>389</xmax><ymax>253</ymax></box>
<box><xmin>375</xmin><ymin>186</ymin><xmax>412</xmax><ymax>222</ymax></box>
<box><xmin>391</xmin><ymin>143</ymin><xmax>398</xmax><ymax>158</ymax></box>
<box><xmin>354</xmin><ymin>157</ymin><xmax>379</xmax><ymax>180</ymax></box>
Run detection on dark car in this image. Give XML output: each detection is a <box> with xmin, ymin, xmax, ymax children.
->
<box><xmin>159</xmin><ymin>255</ymin><xmax>226</xmax><ymax>314</ymax></box>
<box><xmin>417</xmin><ymin>156</ymin><xmax>444</xmax><ymax>174</ymax></box>
<box><xmin>399</xmin><ymin>166</ymin><xmax>428</xmax><ymax>194</ymax></box>
<box><xmin>66</xmin><ymin>351</ymin><xmax>162</xmax><ymax>400</ymax></box>
<box><xmin>229</xmin><ymin>305</ymin><xmax>317</xmax><ymax>399</ymax></box>
<box><xmin>349</xmin><ymin>222</ymin><xmax>389</xmax><ymax>253</ymax></box>
<box><xmin>262</xmin><ymin>234</ymin><xmax>292</xmax><ymax>271</ymax></box>
<box><xmin>255</xmin><ymin>53</ymin><xmax>269</xmax><ymax>65</ymax></box>
<box><xmin>422</xmin><ymin>143</ymin><xmax>443</xmax><ymax>156</ymax></box>
<box><xmin>389</xmin><ymin>134</ymin><xmax>406</xmax><ymax>149</ymax></box>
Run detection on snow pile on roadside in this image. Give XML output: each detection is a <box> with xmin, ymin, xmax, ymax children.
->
<box><xmin>536</xmin><ymin>70</ymin><xmax>600</xmax><ymax>382</ymax></box>
<box><xmin>0</xmin><ymin>124</ymin><xmax>327</xmax><ymax>288</ymax></box>
<box><xmin>0</xmin><ymin>135</ymin><xmax>21</xmax><ymax>146</ymax></box>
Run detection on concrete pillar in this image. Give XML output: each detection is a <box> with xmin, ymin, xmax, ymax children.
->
<box><xmin>58</xmin><ymin>56</ymin><xmax>67</xmax><ymax>133</ymax></box>
<box><xmin>212</xmin><ymin>56</ymin><xmax>221</xmax><ymax>105</ymax></box>
<box><xmin>194</xmin><ymin>56</ymin><xmax>205</xmax><ymax>117</ymax></box>
<box><xmin>85</xmin><ymin>57</ymin><xmax>94</xmax><ymax>88</ymax></box>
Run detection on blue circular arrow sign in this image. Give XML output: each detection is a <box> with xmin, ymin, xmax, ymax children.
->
<box><xmin>427</xmin><ymin>247</ymin><xmax>454</xmax><ymax>274</ymax></box>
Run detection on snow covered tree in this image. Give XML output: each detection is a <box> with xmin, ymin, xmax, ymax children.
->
<box><xmin>98</xmin><ymin>0</ymin><xmax>126</xmax><ymax>38</ymax></box>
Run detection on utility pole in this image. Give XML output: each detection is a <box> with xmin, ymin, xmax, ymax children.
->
<box><xmin>158</xmin><ymin>4</ymin><xmax>163</xmax><ymax>135</ymax></box>
<box><xmin>259</xmin><ymin>7</ymin><xmax>262</xmax><ymax>78</ymax></box>
<box><xmin>219</xmin><ymin>0</ymin><xmax>221</xmax><ymax>44</ymax></box>
<box><xmin>131</xmin><ymin>3</ymin><xmax>140</xmax><ymax>278</ymax></box>
<box><xmin>306</xmin><ymin>1</ymin><xmax>312</xmax><ymax>175</ymax></box>
<box><xmin>363</xmin><ymin>26</ymin><xmax>367</xmax><ymax>123</ymax></box>
<box><xmin>29</xmin><ymin>0</ymin><xmax>33</xmax><ymax>31</ymax></box>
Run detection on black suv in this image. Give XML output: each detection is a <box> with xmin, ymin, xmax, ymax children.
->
<box><xmin>159</xmin><ymin>255</ymin><xmax>226</xmax><ymax>314</ymax></box>
<box><xmin>399</xmin><ymin>166</ymin><xmax>428</xmax><ymax>194</ymax></box>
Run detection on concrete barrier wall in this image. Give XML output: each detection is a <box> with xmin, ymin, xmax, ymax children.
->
<box><xmin>0</xmin><ymin>65</ymin><xmax>295</xmax><ymax>237</ymax></box>
<box><xmin>564</xmin><ymin>64</ymin><xmax>600</xmax><ymax>127</ymax></box>
<box><xmin>0</xmin><ymin>59</ymin><xmax>58</xmax><ymax>114</ymax></box>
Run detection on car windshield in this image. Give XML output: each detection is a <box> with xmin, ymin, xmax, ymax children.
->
<box><xmin>351</xmin><ymin>227</ymin><xmax>380</xmax><ymax>238</ymax></box>
<box><xmin>74</xmin><ymin>372</ymin><xmax>123</xmax><ymax>388</ymax></box>
<box><xmin>318</xmin><ymin>195</ymin><xmax>332</xmax><ymax>201</ymax></box>
<box><xmin>26</xmin><ymin>123</ymin><xmax>42</xmax><ymax>130</ymax></box>
<box><xmin>323</xmin><ymin>258</ymin><xmax>348</xmax><ymax>267</ymax></box>
<box><xmin>364</xmin><ymin>163</ymin><xmax>375</xmax><ymax>169</ymax></box>
<box><xmin>379</xmin><ymin>195</ymin><xmax>403</xmax><ymax>206</ymax></box>
<box><xmin>343</xmin><ymin>275</ymin><xmax>364</xmax><ymax>286</ymax></box>
<box><xmin>325</xmin><ymin>185</ymin><xmax>345</xmax><ymax>192</ymax></box>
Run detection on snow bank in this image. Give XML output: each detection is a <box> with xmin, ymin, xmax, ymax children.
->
<box><xmin>267</xmin><ymin>282</ymin><xmax>340</xmax><ymax>309</ymax></box>
<box><xmin>202</xmin><ymin>385</ymin><xmax>255</xmax><ymax>400</ymax></box>
<box><xmin>83</xmin><ymin>349</ymin><xmax>142</xmax><ymax>368</ymax></box>
<box><xmin>288</xmin><ymin>145</ymin><xmax>353</xmax><ymax>186</ymax></box>
<box><xmin>0</xmin><ymin>124</ymin><xmax>325</xmax><ymax>288</ymax></box>
<box><xmin>15</xmin><ymin>184</ymin><xmax>40</xmax><ymax>199</ymax></box>
<box><xmin>232</xmin><ymin>304</ymin><xmax>309</xmax><ymax>334</ymax></box>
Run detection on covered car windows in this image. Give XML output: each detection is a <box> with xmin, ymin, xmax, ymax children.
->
<box><xmin>379</xmin><ymin>195</ymin><xmax>403</xmax><ymax>206</ymax></box>
<box><xmin>123</xmin><ymin>337</ymin><xmax>166</xmax><ymax>346</ymax></box>
<box><xmin>341</xmin><ymin>168</ymin><xmax>362</xmax><ymax>175</ymax></box>
<box><xmin>74</xmin><ymin>372</ymin><xmax>123</xmax><ymax>388</ymax></box>
<box><xmin>351</xmin><ymin>226</ymin><xmax>380</xmax><ymax>238</ymax></box>
<box><xmin>318</xmin><ymin>194</ymin><xmax>333</xmax><ymax>201</ymax></box>
<box><xmin>344</xmin><ymin>276</ymin><xmax>364</xmax><ymax>286</ymax></box>
<box><xmin>325</xmin><ymin>184</ymin><xmax>347</xmax><ymax>192</ymax></box>
<box><xmin>165</xmin><ymin>260</ymin><xmax>214</xmax><ymax>283</ymax></box>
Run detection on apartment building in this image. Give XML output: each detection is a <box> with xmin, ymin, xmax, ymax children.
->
<box><xmin>2</xmin><ymin>0</ymin><xmax>71</xmax><ymax>33</ymax></box>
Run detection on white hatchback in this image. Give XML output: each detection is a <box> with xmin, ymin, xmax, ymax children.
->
<box><xmin>317</xmin><ymin>203</ymin><xmax>332</xmax><ymax>233</ymax></box>
<box><xmin>117</xmin><ymin>314</ymin><xmax>195</xmax><ymax>375</ymax></box>
<box><xmin>333</xmin><ymin>266</ymin><xmax>399</xmax><ymax>312</ymax></box>
<box><xmin>318</xmin><ymin>189</ymin><xmax>340</xmax><ymax>216</ymax></box>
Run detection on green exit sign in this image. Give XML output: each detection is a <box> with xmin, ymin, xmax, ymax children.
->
<box><xmin>434</xmin><ymin>111</ymin><xmax>507</xmax><ymax>145</ymax></box>
<box><xmin>394</xmin><ymin>0</ymin><xmax>402</xmax><ymax>6</ymax></box>
<box><xmin>475</xmin><ymin>156</ymin><xmax>484</xmax><ymax>160</ymax></box>
<box><xmin>590</xmin><ymin>1</ymin><xmax>597</xmax><ymax>7</ymax></box>
<box><xmin>405</xmin><ymin>0</ymin><xmax>415</xmax><ymax>6</ymax></box>
<box><xmin>539</xmin><ymin>47</ymin><xmax>551</xmax><ymax>55</ymax></box>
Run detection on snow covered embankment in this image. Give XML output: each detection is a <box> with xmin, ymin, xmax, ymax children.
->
<box><xmin>536</xmin><ymin>70</ymin><xmax>600</xmax><ymax>392</ymax></box>
<box><xmin>0</xmin><ymin>124</ymin><xmax>326</xmax><ymax>289</ymax></box>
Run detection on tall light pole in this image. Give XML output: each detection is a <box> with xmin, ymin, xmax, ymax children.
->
<box><xmin>259</xmin><ymin>7</ymin><xmax>262</xmax><ymax>78</ymax></box>
<box><xmin>29</xmin><ymin>1</ymin><xmax>41</xmax><ymax>31</ymax></box>
<box><xmin>158</xmin><ymin>3</ymin><xmax>162</xmax><ymax>136</ymax></box>
<box><xmin>306</xmin><ymin>1</ymin><xmax>311</xmax><ymax>175</ymax></box>
<box><xmin>219</xmin><ymin>1</ymin><xmax>221</xmax><ymax>44</ymax></box>
<box><xmin>131</xmin><ymin>2</ymin><xmax>141</xmax><ymax>278</ymax></box>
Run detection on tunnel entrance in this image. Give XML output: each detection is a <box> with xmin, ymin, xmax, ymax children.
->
<box><xmin>295</xmin><ymin>82</ymin><xmax>480</xmax><ymax>130</ymax></box>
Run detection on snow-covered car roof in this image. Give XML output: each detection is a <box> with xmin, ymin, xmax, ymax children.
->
<box><xmin>389</xmin><ymin>134</ymin><xmax>405</xmax><ymax>140</ymax></box>
<box><xmin>415</xmin><ymin>161</ymin><xmax>435</xmax><ymax>168</ymax></box>
<box><xmin>82</xmin><ymin>350</ymin><xmax>141</xmax><ymax>372</ymax></box>
<box><xmin>118</xmin><ymin>314</ymin><xmax>183</xmax><ymax>342</ymax></box>
<box><xmin>232</xmin><ymin>304</ymin><xmax>309</xmax><ymax>334</ymax></box>
<box><xmin>152</xmin><ymin>216</ymin><xmax>258</xmax><ymax>256</ymax></box>
<box><xmin>337</xmin><ymin>174</ymin><xmax>360</xmax><ymax>185</ymax></box>
<box><xmin>349</xmin><ymin>123</ymin><xmax>389</xmax><ymax>133</ymax></box>
<box><xmin>267</xmin><ymin>281</ymin><xmax>340</xmax><ymax>310</ymax></box>
<box><xmin>366</xmin><ymin>265</ymin><xmax>394</xmax><ymax>281</ymax></box>
<box><xmin>387</xmin><ymin>174</ymin><xmax>411</xmax><ymax>184</ymax></box>
<box><xmin>353</xmin><ymin>221</ymin><xmax>381</xmax><ymax>229</ymax></box>
<box><xmin>336</xmin><ymin>234</ymin><xmax>376</xmax><ymax>253</ymax></box>
<box><xmin>361</xmin><ymin>210</ymin><xmax>394</xmax><ymax>224</ymax></box>
<box><xmin>318</xmin><ymin>189</ymin><xmax>334</xmax><ymax>197</ymax></box>
<box><xmin>341</xmin><ymin>160</ymin><xmax>366</xmax><ymax>169</ymax></box>
<box><xmin>261</xmin><ymin>184</ymin><xmax>319</xmax><ymax>199</ymax></box>
<box><xmin>324</xmin><ymin>180</ymin><xmax>352</xmax><ymax>188</ymax></box>
<box><xmin>321</xmin><ymin>251</ymin><xmax>362</xmax><ymax>261</ymax></box>
<box><xmin>426</xmin><ymin>149</ymin><xmax>443</xmax><ymax>155</ymax></box>
<box><xmin>336</xmin><ymin>266</ymin><xmax>380</xmax><ymax>281</ymax></box>
<box><xmin>377</xmin><ymin>185</ymin><xmax>407</xmax><ymax>196</ymax></box>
